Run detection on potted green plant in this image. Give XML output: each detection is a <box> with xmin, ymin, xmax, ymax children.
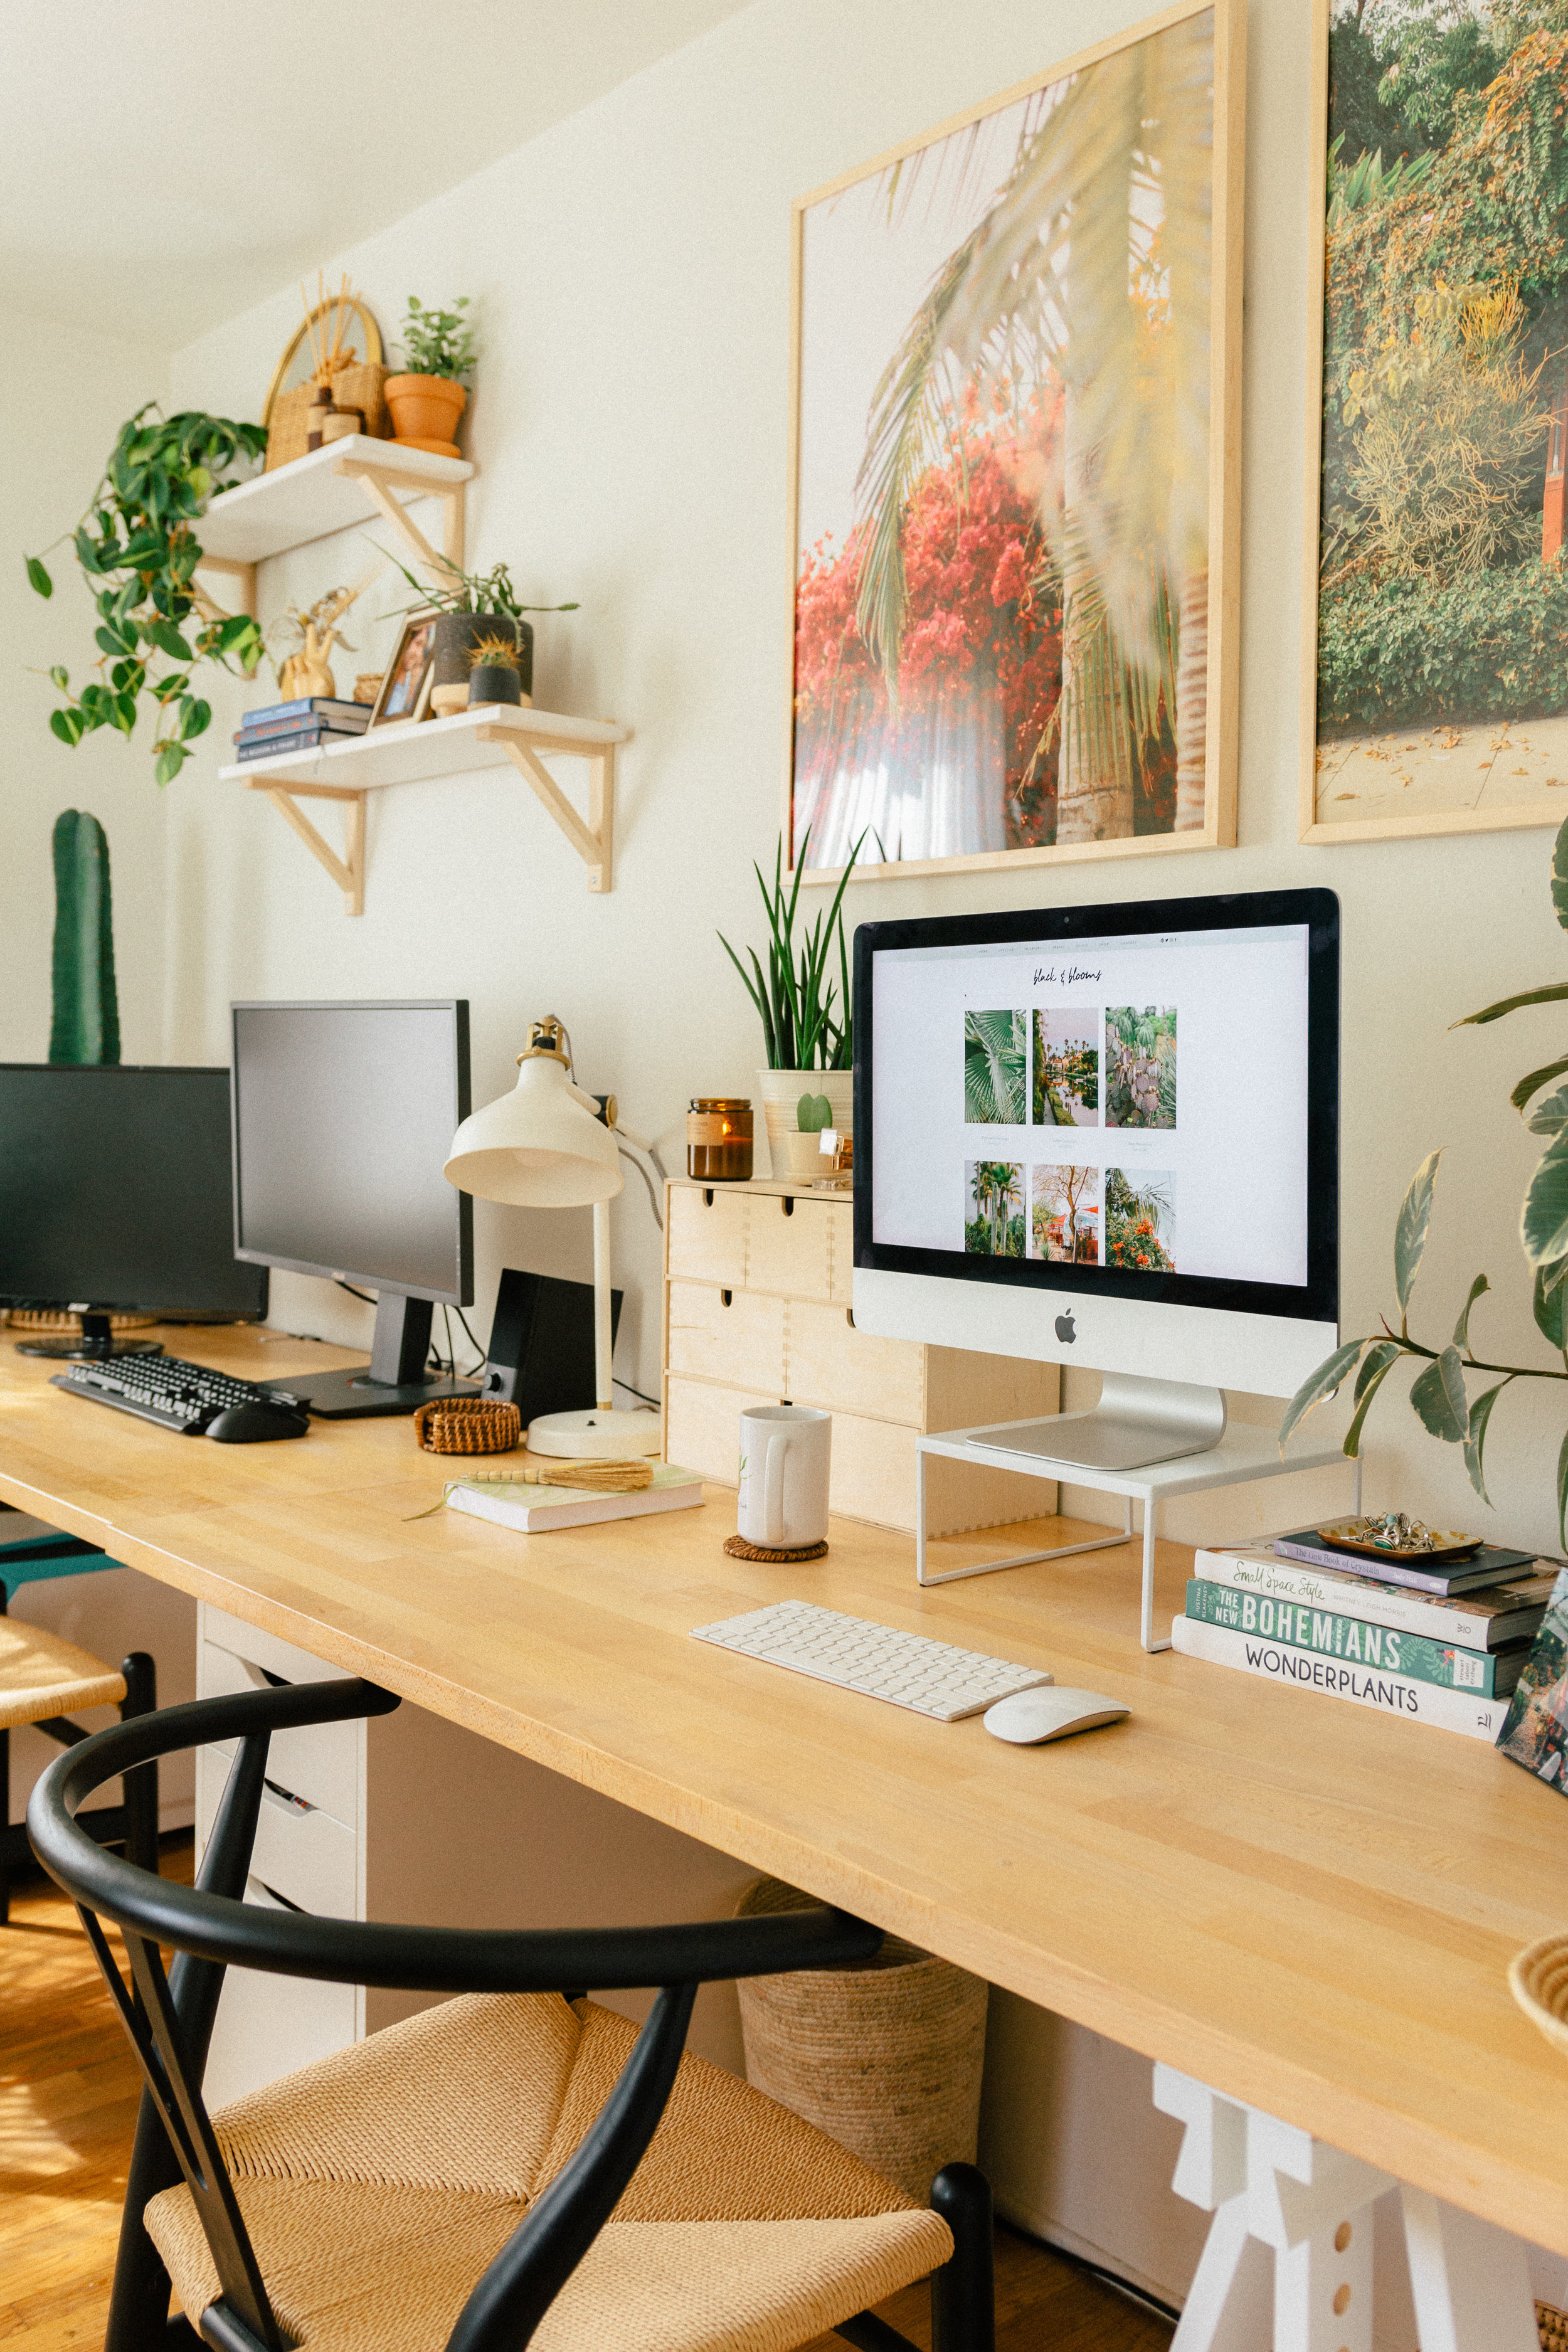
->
<box><xmin>718</xmin><ymin>830</ymin><xmax>864</xmax><ymax>1177</ymax></box>
<box><xmin>383</xmin><ymin>550</ymin><xmax>578</xmax><ymax>703</ymax></box>
<box><xmin>384</xmin><ymin>296</ymin><xmax>477</xmax><ymax>450</ymax></box>
<box><xmin>1285</xmin><ymin>811</ymin><xmax>1568</xmax><ymax>1537</ymax></box>
<box><xmin>23</xmin><ymin>405</ymin><xmax>267</xmax><ymax>785</ymax></box>
<box><xmin>467</xmin><ymin>632</ymin><xmax>524</xmax><ymax>709</ymax></box>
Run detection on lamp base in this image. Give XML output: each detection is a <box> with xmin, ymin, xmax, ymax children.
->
<box><xmin>527</xmin><ymin>1406</ymin><xmax>664</xmax><ymax>1459</ymax></box>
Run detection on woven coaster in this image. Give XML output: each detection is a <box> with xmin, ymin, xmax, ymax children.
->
<box><xmin>724</xmin><ymin>1534</ymin><xmax>829</xmax><ymax>1564</ymax></box>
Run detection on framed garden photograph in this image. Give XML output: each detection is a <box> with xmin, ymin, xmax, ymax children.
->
<box><xmin>785</xmin><ymin>0</ymin><xmax>1244</xmax><ymax>886</ymax></box>
<box><xmin>1301</xmin><ymin>0</ymin><xmax>1568</xmax><ymax>845</ymax></box>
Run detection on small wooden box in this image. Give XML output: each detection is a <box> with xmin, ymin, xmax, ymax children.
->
<box><xmin>662</xmin><ymin>1177</ymin><xmax>1057</xmax><ymax>1536</ymax></box>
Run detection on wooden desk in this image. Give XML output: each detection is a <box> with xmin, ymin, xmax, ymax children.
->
<box><xmin>3</xmin><ymin>1325</ymin><xmax>1565</xmax><ymax>2268</ymax></box>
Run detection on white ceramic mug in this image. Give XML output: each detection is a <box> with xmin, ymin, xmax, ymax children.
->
<box><xmin>737</xmin><ymin>1404</ymin><xmax>832</xmax><ymax>1549</ymax></box>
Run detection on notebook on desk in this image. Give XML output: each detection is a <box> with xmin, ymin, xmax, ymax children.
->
<box><xmin>445</xmin><ymin>1463</ymin><xmax>704</xmax><ymax>1535</ymax></box>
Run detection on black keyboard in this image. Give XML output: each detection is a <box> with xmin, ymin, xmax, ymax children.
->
<box><xmin>51</xmin><ymin>1355</ymin><xmax>307</xmax><ymax>1436</ymax></box>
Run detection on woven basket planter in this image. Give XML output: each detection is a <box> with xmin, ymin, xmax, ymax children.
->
<box><xmin>1510</xmin><ymin>1932</ymin><xmax>1568</xmax><ymax>2060</ymax></box>
<box><xmin>1540</xmin><ymin>2302</ymin><xmax>1568</xmax><ymax>2352</ymax></box>
<box><xmin>412</xmin><ymin>1398</ymin><xmax>520</xmax><ymax>1456</ymax></box>
<box><xmin>733</xmin><ymin>1876</ymin><xmax>987</xmax><ymax>2201</ymax></box>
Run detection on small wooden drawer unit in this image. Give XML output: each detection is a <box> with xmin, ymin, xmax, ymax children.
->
<box><xmin>662</xmin><ymin>1177</ymin><xmax>1057</xmax><ymax>1535</ymax></box>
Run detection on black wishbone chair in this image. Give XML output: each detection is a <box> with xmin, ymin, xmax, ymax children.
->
<box><xmin>29</xmin><ymin>1677</ymin><xmax>996</xmax><ymax>2352</ymax></box>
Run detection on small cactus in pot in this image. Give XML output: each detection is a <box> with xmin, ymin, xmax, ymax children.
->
<box><xmin>466</xmin><ymin>631</ymin><xmax>526</xmax><ymax>709</ymax></box>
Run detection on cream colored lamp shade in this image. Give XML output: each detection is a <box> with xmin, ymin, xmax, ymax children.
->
<box><xmin>443</xmin><ymin>1019</ymin><xmax>661</xmax><ymax>1459</ymax></box>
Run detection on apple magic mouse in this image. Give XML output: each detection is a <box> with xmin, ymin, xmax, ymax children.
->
<box><xmin>983</xmin><ymin>1687</ymin><xmax>1129</xmax><ymax>1744</ymax></box>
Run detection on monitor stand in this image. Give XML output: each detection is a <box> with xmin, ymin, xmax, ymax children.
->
<box><xmin>13</xmin><ymin>1311</ymin><xmax>164</xmax><ymax>1364</ymax></box>
<box><xmin>268</xmin><ymin>1293</ymin><xmax>479</xmax><ymax>1421</ymax></box>
<box><xmin>963</xmin><ymin>1373</ymin><xmax>1228</xmax><ymax>1473</ymax></box>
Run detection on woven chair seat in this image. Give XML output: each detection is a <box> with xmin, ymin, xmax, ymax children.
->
<box><xmin>0</xmin><ymin>1616</ymin><xmax>126</xmax><ymax>1731</ymax></box>
<box><xmin>147</xmin><ymin>1991</ymin><xmax>952</xmax><ymax>2352</ymax></box>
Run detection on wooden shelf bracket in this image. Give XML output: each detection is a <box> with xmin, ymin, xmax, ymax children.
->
<box><xmin>249</xmin><ymin>778</ymin><xmax>366</xmax><ymax>916</ymax></box>
<box><xmin>477</xmin><ymin>724</ymin><xmax>615</xmax><ymax>893</ymax></box>
<box><xmin>332</xmin><ymin>454</ymin><xmax>465</xmax><ymax>583</ymax></box>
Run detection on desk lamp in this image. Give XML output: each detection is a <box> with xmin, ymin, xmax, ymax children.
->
<box><xmin>443</xmin><ymin>1017</ymin><xmax>660</xmax><ymax>1459</ymax></box>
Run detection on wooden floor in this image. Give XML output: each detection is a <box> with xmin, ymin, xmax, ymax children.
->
<box><xmin>0</xmin><ymin>1841</ymin><xmax>1174</xmax><ymax>2351</ymax></box>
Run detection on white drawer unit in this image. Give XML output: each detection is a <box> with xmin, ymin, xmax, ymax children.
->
<box><xmin>662</xmin><ymin>1177</ymin><xmax>1058</xmax><ymax>1535</ymax></box>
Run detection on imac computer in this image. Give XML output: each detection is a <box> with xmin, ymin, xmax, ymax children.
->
<box><xmin>0</xmin><ymin>1064</ymin><xmax>268</xmax><ymax>1359</ymax></box>
<box><xmin>231</xmin><ymin>1000</ymin><xmax>478</xmax><ymax>1419</ymax></box>
<box><xmin>852</xmin><ymin>887</ymin><xmax>1339</xmax><ymax>1471</ymax></box>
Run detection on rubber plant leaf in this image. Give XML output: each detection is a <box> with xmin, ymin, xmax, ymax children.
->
<box><xmin>1394</xmin><ymin>1151</ymin><xmax>1440</xmax><ymax>1318</ymax></box>
<box><xmin>1526</xmin><ymin>1083</ymin><xmax>1568</xmax><ymax>1138</ymax></box>
<box><xmin>1343</xmin><ymin>1340</ymin><xmax>1401</xmax><ymax>1458</ymax></box>
<box><xmin>1453</xmin><ymin>1274</ymin><xmax>1489</xmax><ymax>1350</ymax></box>
<box><xmin>1535</xmin><ymin>1261</ymin><xmax>1568</xmax><ymax>1351</ymax></box>
<box><xmin>1553</xmin><ymin>810</ymin><xmax>1568</xmax><ymax>934</ymax></box>
<box><xmin>1557</xmin><ymin>1422</ymin><xmax>1568</xmax><ymax>1549</ymax></box>
<box><xmin>1453</xmin><ymin>985</ymin><xmax>1568</xmax><ymax>1027</ymax></box>
<box><xmin>1278</xmin><ymin>1337</ymin><xmax>1365</xmax><ymax>1451</ymax></box>
<box><xmin>1512</xmin><ymin>1059</ymin><xmax>1568</xmax><ymax>1115</ymax></box>
<box><xmin>1522</xmin><ymin>1125</ymin><xmax>1568</xmax><ymax>1268</ymax></box>
<box><xmin>1408</xmin><ymin>1345</ymin><xmax>1468</xmax><ymax>1444</ymax></box>
<box><xmin>1463</xmin><ymin>1379</ymin><xmax>1511</xmax><ymax>1507</ymax></box>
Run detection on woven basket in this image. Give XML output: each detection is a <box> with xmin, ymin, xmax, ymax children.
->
<box><xmin>1510</xmin><ymin>1932</ymin><xmax>1568</xmax><ymax>2060</ymax></box>
<box><xmin>1540</xmin><ymin>2302</ymin><xmax>1568</xmax><ymax>2351</ymax></box>
<box><xmin>266</xmin><ymin>362</ymin><xmax>391</xmax><ymax>471</ymax></box>
<box><xmin>412</xmin><ymin>1398</ymin><xmax>520</xmax><ymax>1456</ymax></box>
<box><xmin>733</xmin><ymin>1876</ymin><xmax>988</xmax><ymax>2202</ymax></box>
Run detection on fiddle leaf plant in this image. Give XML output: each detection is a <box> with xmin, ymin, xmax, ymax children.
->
<box><xmin>24</xmin><ymin>405</ymin><xmax>268</xmax><ymax>785</ymax></box>
<box><xmin>1282</xmin><ymin>810</ymin><xmax>1568</xmax><ymax>1536</ymax></box>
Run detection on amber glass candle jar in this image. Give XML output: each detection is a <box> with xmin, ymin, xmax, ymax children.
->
<box><xmin>687</xmin><ymin>1098</ymin><xmax>753</xmax><ymax>1182</ymax></box>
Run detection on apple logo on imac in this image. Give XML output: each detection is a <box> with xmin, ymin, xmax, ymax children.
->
<box><xmin>1054</xmin><ymin>1311</ymin><xmax>1076</xmax><ymax>1344</ymax></box>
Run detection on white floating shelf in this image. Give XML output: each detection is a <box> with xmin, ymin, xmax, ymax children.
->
<box><xmin>224</xmin><ymin>704</ymin><xmax>630</xmax><ymax>914</ymax></box>
<box><xmin>199</xmin><ymin>436</ymin><xmax>474</xmax><ymax>566</ymax></box>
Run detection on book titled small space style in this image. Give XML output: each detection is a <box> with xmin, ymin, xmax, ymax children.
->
<box><xmin>241</xmin><ymin>697</ymin><xmax>372</xmax><ymax>731</ymax></box>
<box><xmin>234</xmin><ymin>724</ymin><xmax>366</xmax><ymax>761</ymax></box>
<box><xmin>1195</xmin><ymin>1545</ymin><xmax>1554</xmax><ymax>1651</ymax></box>
<box><xmin>446</xmin><ymin>1462</ymin><xmax>704</xmax><ymax>1535</ymax></box>
<box><xmin>1496</xmin><ymin>1565</ymin><xmax>1568</xmax><ymax>1796</ymax></box>
<box><xmin>1182</xmin><ymin>1579</ymin><xmax>1531</xmax><ymax>1698</ymax></box>
<box><xmin>1272</xmin><ymin>1527</ymin><xmax>1537</xmax><ymax>1596</ymax></box>
<box><xmin>1170</xmin><ymin>1614</ymin><xmax>1510</xmax><ymax>1742</ymax></box>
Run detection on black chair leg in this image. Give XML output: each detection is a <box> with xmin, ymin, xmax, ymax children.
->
<box><xmin>118</xmin><ymin>1653</ymin><xmax>159</xmax><ymax>1876</ymax></box>
<box><xmin>930</xmin><ymin>2164</ymin><xmax>995</xmax><ymax>2352</ymax></box>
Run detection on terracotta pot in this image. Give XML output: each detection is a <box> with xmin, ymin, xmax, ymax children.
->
<box><xmin>384</xmin><ymin>373</ymin><xmax>467</xmax><ymax>445</ymax></box>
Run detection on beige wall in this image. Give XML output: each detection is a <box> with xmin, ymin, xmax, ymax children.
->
<box><xmin>2</xmin><ymin>318</ymin><xmax>170</xmax><ymax>1066</ymax></box>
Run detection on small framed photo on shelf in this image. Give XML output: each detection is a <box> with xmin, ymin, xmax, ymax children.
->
<box><xmin>370</xmin><ymin>613</ymin><xmax>437</xmax><ymax>728</ymax></box>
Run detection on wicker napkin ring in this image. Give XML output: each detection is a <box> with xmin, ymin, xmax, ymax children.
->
<box><xmin>413</xmin><ymin>1398</ymin><xmax>521</xmax><ymax>1455</ymax></box>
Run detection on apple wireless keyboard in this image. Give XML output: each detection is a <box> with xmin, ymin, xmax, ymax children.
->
<box><xmin>689</xmin><ymin>1597</ymin><xmax>1052</xmax><ymax>1721</ymax></box>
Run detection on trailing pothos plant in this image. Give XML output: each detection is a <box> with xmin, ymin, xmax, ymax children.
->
<box><xmin>1283</xmin><ymin>812</ymin><xmax>1568</xmax><ymax>1537</ymax></box>
<box><xmin>24</xmin><ymin>405</ymin><xmax>267</xmax><ymax>785</ymax></box>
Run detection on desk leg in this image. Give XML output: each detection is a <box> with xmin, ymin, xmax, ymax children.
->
<box><xmin>915</xmin><ymin>1454</ymin><xmax>1132</xmax><ymax>1588</ymax></box>
<box><xmin>1154</xmin><ymin>2067</ymin><xmax>1537</xmax><ymax>2352</ymax></box>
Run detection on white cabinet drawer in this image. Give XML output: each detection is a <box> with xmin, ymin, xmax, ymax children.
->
<box><xmin>786</xmin><ymin>1299</ymin><xmax>924</xmax><ymax>1426</ymax></box>
<box><xmin>828</xmin><ymin>1204</ymin><xmax>854</xmax><ymax>1305</ymax></box>
<box><xmin>745</xmin><ymin>1194</ymin><xmax>832</xmax><ymax>1300</ymax></box>
<box><xmin>664</xmin><ymin>1376</ymin><xmax>776</xmax><ymax>1486</ymax></box>
<box><xmin>199</xmin><ymin>1639</ymin><xmax>363</xmax><ymax>1825</ymax></box>
<box><xmin>197</xmin><ymin>1767</ymin><xmax>358</xmax><ymax>1918</ymax></box>
<box><xmin>667</xmin><ymin>1283</ymin><xmax>786</xmax><ymax>1393</ymax></box>
<box><xmin>827</xmin><ymin>1411</ymin><xmax>920</xmax><ymax>1530</ymax></box>
<box><xmin>202</xmin><ymin>1895</ymin><xmax>360</xmax><ymax>2109</ymax></box>
<box><xmin>201</xmin><ymin>1604</ymin><xmax>346</xmax><ymax>1687</ymax></box>
<box><xmin>667</xmin><ymin>1185</ymin><xmax>748</xmax><ymax>1286</ymax></box>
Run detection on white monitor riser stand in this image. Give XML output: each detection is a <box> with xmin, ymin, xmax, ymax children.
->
<box><xmin>915</xmin><ymin>1375</ymin><xmax>1359</xmax><ymax>1653</ymax></box>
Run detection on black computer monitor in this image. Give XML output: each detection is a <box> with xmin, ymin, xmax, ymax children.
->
<box><xmin>231</xmin><ymin>1000</ymin><xmax>477</xmax><ymax>1419</ymax></box>
<box><xmin>0</xmin><ymin>1064</ymin><xmax>268</xmax><ymax>1360</ymax></box>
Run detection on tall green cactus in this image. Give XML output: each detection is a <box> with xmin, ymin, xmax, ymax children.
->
<box><xmin>50</xmin><ymin>810</ymin><xmax>120</xmax><ymax>1064</ymax></box>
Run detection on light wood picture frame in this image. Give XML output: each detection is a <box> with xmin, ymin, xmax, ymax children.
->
<box><xmin>785</xmin><ymin>0</ymin><xmax>1244</xmax><ymax>887</ymax></box>
<box><xmin>1300</xmin><ymin>0</ymin><xmax>1568</xmax><ymax>847</ymax></box>
<box><xmin>369</xmin><ymin>613</ymin><xmax>437</xmax><ymax>729</ymax></box>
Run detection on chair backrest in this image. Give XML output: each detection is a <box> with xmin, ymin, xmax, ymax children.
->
<box><xmin>29</xmin><ymin>1676</ymin><xmax>883</xmax><ymax>2352</ymax></box>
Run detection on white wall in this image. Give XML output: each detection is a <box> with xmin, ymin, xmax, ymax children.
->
<box><xmin>2</xmin><ymin>318</ymin><xmax>171</xmax><ymax>1066</ymax></box>
<box><xmin>150</xmin><ymin>0</ymin><xmax>1567</xmax><ymax>2321</ymax></box>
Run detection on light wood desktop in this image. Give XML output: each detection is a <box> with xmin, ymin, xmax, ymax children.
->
<box><xmin>2</xmin><ymin>1325</ymin><xmax>1565</xmax><ymax>2283</ymax></box>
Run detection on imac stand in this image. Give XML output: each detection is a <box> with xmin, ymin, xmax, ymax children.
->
<box><xmin>915</xmin><ymin>1380</ymin><xmax>1360</xmax><ymax>1653</ymax></box>
<box><xmin>270</xmin><ymin>1294</ymin><xmax>479</xmax><ymax>1420</ymax></box>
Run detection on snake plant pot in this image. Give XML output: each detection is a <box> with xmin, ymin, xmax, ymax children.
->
<box><xmin>755</xmin><ymin>1068</ymin><xmax>854</xmax><ymax>1179</ymax></box>
<box><xmin>384</xmin><ymin>371</ymin><xmax>467</xmax><ymax>450</ymax></box>
<box><xmin>466</xmin><ymin>664</ymin><xmax>523</xmax><ymax>708</ymax></box>
<box><xmin>431</xmin><ymin>615</ymin><xmax>533</xmax><ymax>700</ymax></box>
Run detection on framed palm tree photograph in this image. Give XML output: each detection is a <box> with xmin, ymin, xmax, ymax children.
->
<box><xmin>787</xmin><ymin>0</ymin><xmax>1244</xmax><ymax>886</ymax></box>
<box><xmin>1301</xmin><ymin>0</ymin><xmax>1568</xmax><ymax>845</ymax></box>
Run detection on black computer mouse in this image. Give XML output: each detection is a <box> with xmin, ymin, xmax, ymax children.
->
<box><xmin>204</xmin><ymin>1402</ymin><xmax>311</xmax><ymax>1443</ymax></box>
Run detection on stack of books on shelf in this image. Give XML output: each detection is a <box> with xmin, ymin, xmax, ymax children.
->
<box><xmin>233</xmin><ymin>697</ymin><xmax>373</xmax><ymax>762</ymax></box>
<box><xmin>1172</xmin><ymin>1525</ymin><xmax>1559</xmax><ymax>1743</ymax></box>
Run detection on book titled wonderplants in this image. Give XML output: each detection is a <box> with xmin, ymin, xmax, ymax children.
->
<box><xmin>1183</xmin><ymin>1580</ymin><xmax>1530</xmax><ymax>1699</ymax></box>
<box><xmin>1496</xmin><ymin>1566</ymin><xmax>1568</xmax><ymax>1797</ymax></box>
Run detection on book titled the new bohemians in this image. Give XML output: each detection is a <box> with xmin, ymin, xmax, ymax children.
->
<box><xmin>1182</xmin><ymin>1579</ymin><xmax>1532</xmax><ymax>1699</ymax></box>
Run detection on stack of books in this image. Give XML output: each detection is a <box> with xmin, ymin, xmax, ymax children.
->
<box><xmin>233</xmin><ymin>697</ymin><xmax>373</xmax><ymax>761</ymax></box>
<box><xmin>1172</xmin><ymin>1525</ymin><xmax>1558</xmax><ymax>1743</ymax></box>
